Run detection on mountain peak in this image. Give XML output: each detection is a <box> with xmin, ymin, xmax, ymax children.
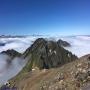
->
<box><xmin>23</xmin><ymin>38</ymin><xmax>77</xmax><ymax>71</ymax></box>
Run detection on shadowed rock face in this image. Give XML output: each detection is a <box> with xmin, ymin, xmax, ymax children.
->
<box><xmin>23</xmin><ymin>38</ymin><xmax>77</xmax><ymax>71</ymax></box>
<box><xmin>57</xmin><ymin>39</ymin><xmax>71</xmax><ymax>47</ymax></box>
<box><xmin>1</xmin><ymin>49</ymin><xmax>21</xmax><ymax>59</ymax></box>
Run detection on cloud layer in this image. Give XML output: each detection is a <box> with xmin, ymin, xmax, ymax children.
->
<box><xmin>61</xmin><ymin>36</ymin><xmax>90</xmax><ymax>57</ymax></box>
<box><xmin>0</xmin><ymin>35</ymin><xmax>90</xmax><ymax>84</ymax></box>
<box><xmin>0</xmin><ymin>36</ymin><xmax>37</xmax><ymax>53</ymax></box>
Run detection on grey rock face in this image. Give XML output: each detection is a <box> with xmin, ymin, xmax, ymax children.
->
<box><xmin>23</xmin><ymin>38</ymin><xmax>77</xmax><ymax>71</ymax></box>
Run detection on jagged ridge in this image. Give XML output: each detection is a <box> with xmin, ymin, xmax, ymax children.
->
<box><xmin>23</xmin><ymin>38</ymin><xmax>77</xmax><ymax>71</ymax></box>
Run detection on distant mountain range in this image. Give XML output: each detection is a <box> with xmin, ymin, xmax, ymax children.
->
<box><xmin>0</xmin><ymin>35</ymin><xmax>90</xmax><ymax>38</ymax></box>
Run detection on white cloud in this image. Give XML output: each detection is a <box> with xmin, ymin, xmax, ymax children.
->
<box><xmin>0</xmin><ymin>35</ymin><xmax>90</xmax><ymax>84</ymax></box>
<box><xmin>0</xmin><ymin>54</ymin><xmax>27</xmax><ymax>84</ymax></box>
<box><xmin>0</xmin><ymin>36</ymin><xmax>37</xmax><ymax>53</ymax></box>
<box><xmin>61</xmin><ymin>36</ymin><xmax>90</xmax><ymax>57</ymax></box>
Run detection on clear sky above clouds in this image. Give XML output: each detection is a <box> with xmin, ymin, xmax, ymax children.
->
<box><xmin>0</xmin><ymin>0</ymin><xmax>90</xmax><ymax>35</ymax></box>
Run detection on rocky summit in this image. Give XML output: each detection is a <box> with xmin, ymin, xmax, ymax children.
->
<box><xmin>1</xmin><ymin>49</ymin><xmax>21</xmax><ymax>59</ymax></box>
<box><xmin>23</xmin><ymin>38</ymin><xmax>77</xmax><ymax>71</ymax></box>
<box><xmin>57</xmin><ymin>39</ymin><xmax>71</xmax><ymax>47</ymax></box>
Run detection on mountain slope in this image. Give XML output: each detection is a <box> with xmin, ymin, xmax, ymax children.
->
<box><xmin>9</xmin><ymin>54</ymin><xmax>90</xmax><ymax>90</ymax></box>
<box><xmin>7</xmin><ymin>38</ymin><xmax>80</xmax><ymax>90</ymax></box>
<box><xmin>1</xmin><ymin>49</ymin><xmax>21</xmax><ymax>59</ymax></box>
<box><xmin>22</xmin><ymin>38</ymin><xmax>77</xmax><ymax>71</ymax></box>
<box><xmin>0</xmin><ymin>38</ymin><xmax>80</xmax><ymax>90</ymax></box>
<box><xmin>57</xmin><ymin>39</ymin><xmax>71</xmax><ymax>47</ymax></box>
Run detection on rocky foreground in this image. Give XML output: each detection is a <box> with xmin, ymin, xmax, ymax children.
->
<box><xmin>0</xmin><ymin>38</ymin><xmax>90</xmax><ymax>90</ymax></box>
<box><xmin>8</xmin><ymin>55</ymin><xmax>90</xmax><ymax>90</ymax></box>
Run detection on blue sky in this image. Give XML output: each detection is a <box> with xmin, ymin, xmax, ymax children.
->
<box><xmin>0</xmin><ymin>0</ymin><xmax>90</xmax><ymax>35</ymax></box>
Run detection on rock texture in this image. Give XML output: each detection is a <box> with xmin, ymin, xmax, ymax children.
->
<box><xmin>23</xmin><ymin>38</ymin><xmax>77</xmax><ymax>71</ymax></box>
<box><xmin>1</xmin><ymin>49</ymin><xmax>21</xmax><ymax>59</ymax></box>
<box><xmin>57</xmin><ymin>39</ymin><xmax>71</xmax><ymax>47</ymax></box>
<box><xmin>9</xmin><ymin>54</ymin><xmax>90</xmax><ymax>90</ymax></box>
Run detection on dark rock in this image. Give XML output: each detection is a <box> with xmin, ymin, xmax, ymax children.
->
<box><xmin>0</xmin><ymin>85</ymin><xmax>17</xmax><ymax>90</ymax></box>
<box><xmin>57</xmin><ymin>39</ymin><xmax>71</xmax><ymax>47</ymax></box>
<box><xmin>1</xmin><ymin>49</ymin><xmax>21</xmax><ymax>59</ymax></box>
<box><xmin>87</xmin><ymin>56</ymin><xmax>90</xmax><ymax>68</ymax></box>
<box><xmin>23</xmin><ymin>38</ymin><xmax>77</xmax><ymax>71</ymax></box>
<box><xmin>75</xmin><ymin>72</ymin><xmax>88</xmax><ymax>82</ymax></box>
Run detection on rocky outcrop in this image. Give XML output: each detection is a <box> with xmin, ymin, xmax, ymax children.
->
<box><xmin>23</xmin><ymin>38</ymin><xmax>77</xmax><ymax>71</ymax></box>
<box><xmin>57</xmin><ymin>39</ymin><xmax>71</xmax><ymax>47</ymax></box>
<box><xmin>74</xmin><ymin>56</ymin><xmax>90</xmax><ymax>87</ymax></box>
<box><xmin>1</xmin><ymin>49</ymin><xmax>21</xmax><ymax>59</ymax></box>
<box><xmin>10</xmin><ymin>54</ymin><xmax>90</xmax><ymax>90</ymax></box>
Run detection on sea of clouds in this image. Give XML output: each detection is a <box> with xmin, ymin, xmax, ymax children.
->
<box><xmin>0</xmin><ymin>36</ymin><xmax>37</xmax><ymax>53</ymax></box>
<box><xmin>0</xmin><ymin>35</ymin><xmax>90</xmax><ymax>84</ymax></box>
<box><xmin>0</xmin><ymin>56</ymin><xmax>27</xmax><ymax>84</ymax></box>
<box><xmin>61</xmin><ymin>35</ymin><xmax>90</xmax><ymax>57</ymax></box>
<box><xmin>0</xmin><ymin>36</ymin><xmax>46</xmax><ymax>84</ymax></box>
